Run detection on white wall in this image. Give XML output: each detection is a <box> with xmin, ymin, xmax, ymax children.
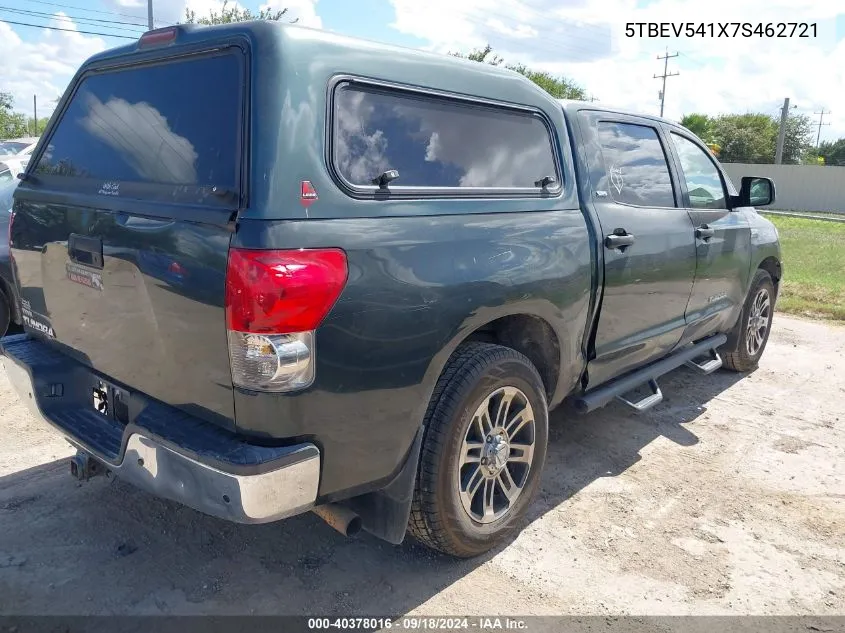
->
<box><xmin>721</xmin><ymin>163</ymin><xmax>845</xmax><ymax>214</ymax></box>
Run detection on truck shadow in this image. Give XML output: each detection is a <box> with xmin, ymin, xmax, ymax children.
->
<box><xmin>0</xmin><ymin>365</ymin><xmax>748</xmax><ymax>615</ymax></box>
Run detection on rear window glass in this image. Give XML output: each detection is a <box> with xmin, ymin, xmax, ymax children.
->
<box><xmin>332</xmin><ymin>84</ymin><xmax>558</xmax><ymax>191</ymax></box>
<box><xmin>35</xmin><ymin>51</ymin><xmax>242</xmax><ymax>195</ymax></box>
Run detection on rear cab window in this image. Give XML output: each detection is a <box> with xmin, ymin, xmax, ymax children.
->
<box><xmin>331</xmin><ymin>82</ymin><xmax>560</xmax><ymax>196</ymax></box>
<box><xmin>32</xmin><ymin>49</ymin><xmax>245</xmax><ymax>207</ymax></box>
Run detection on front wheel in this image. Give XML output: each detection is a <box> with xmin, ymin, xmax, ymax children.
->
<box><xmin>408</xmin><ymin>343</ymin><xmax>549</xmax><ymax>558</ymax></box>
<box><xmin>721</xmin><ymin>269</ymin><xmax>775</xmax><ymax>372</ymax></box>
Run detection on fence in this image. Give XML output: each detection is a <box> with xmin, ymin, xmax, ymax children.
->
<box><xmin>721</xmin><ymin>163</ymin><xmax>845</xmax><ymax>214</ymax></box>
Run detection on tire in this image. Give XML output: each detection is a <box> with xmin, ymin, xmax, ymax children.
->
<box><xmin>720</xmin><ymin>269</ymin><xmax>776</xmax><ymax>372</ymax></box>
<box><xmin>0</xmin><ymin>292</ymin><xmax>9</xmax><ymax>338</ymax></box>
<box><xmin>408</xmin><ymin>342</ymin><xmax>549</xmax><ymax>558</ymax></box>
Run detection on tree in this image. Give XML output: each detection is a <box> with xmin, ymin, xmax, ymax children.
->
<box><xmin>184</xmin><ymin>0</ymin><xmax>292</xmax><ymax>25</ymax></box>
<box><xmin>680</xmin><ymin>113</ymin><xmax>712</xmax><ymax>142</ymax></box>
<box><xmin>452</xmin><ymin>45</ymin><xmax>587</xmax><ymax>101</ymax></box>
<box><xmin>453</xmin><ymin>44</ymin><xmax>503</xmax><ymax>66</ymax></box>
<box><xmin>781</xmin><ymin>113</ymin><xmax>814</xmax><ymax>165</ymax></box>
<box><xmin>817</xmin><ymin>138</ymin><xmax>845</xmax><ymax>166</ymax></box>
<box><xmin>709</xmin><ymin>113</ymin><xmax>777</xmax><ymax>164</ymax></box>
<box><xmin>706</xmin><ymin>112</ymin><xmax>815</xmax><ymax>164</ymax></box>
<box><xmin>0</xmin><ymin>92</ymin><xmax>29</xmax><ymax>139</ymax></box>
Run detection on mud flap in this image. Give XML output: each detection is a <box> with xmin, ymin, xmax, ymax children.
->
<box><xmin>345</xmin><ymin>425</ymin><xmax>424</xmax><ymax>545</ymax></box>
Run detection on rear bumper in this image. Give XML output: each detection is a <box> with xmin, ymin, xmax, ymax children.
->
<box><xmin>1</xmin><ymin>334</ymin><xmax>320</xmax><ymax>524</ymax></box>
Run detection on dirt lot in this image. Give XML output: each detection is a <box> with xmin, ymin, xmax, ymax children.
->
<box><xmin>0</xmin><ymin>314</ymin><xmax>842</xmax><ymax>616</ymax></box>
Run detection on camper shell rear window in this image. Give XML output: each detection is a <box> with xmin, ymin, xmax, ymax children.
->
<box><xmin>33</xmin><ymin>49</ymin><xmax>244</xmax><ymax>205</ymax></box>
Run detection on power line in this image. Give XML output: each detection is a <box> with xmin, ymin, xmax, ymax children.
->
<box><xmin>0</xmin><ymin>7</ymin><xmax>147</xmax><ymax>34</ymax></box>
<box><xmin>814</xmin><ymin>109</ymin><xmax>831</xmax><ymax>147</ymax></box>
<box><xmin>26</xmin><ymin>0</ymin><xmax>172</xmax><ymax>27</ymax></box>
<box><xmin>0</xmin><ymin>17</ymin><xmax>137</xmax><ymax>39</ymax></box>
<box><xmin>653</xmin><ymin>48</ymin><xmax>679</xmax><ymax>118</ymax></box>
<box><xmin>676</xmin><ymin>51</ymin><xmax>706</xmax><ymax>68</ymax></box>
<box><xmin>0</xmin><ymin>5</ymin><xmax>148</xmax><ymax>28</ymax></box>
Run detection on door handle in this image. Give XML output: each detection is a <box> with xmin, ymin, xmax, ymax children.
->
<box><xmin>68</xmin><ymin>233</ymin><xmax>104</xmax><ymax>269</ymax></box>
<box><xmin>695</xmin><ymin>225</ymin><xmax>715</xmax><ymax>241</ymax></box>
<box><xmin>604</xmin><ymin>230</ymin><xmax>635</xmax><ymax>251</ymax></box>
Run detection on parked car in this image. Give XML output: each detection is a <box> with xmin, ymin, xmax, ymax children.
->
<box><xmin>0</xmin><ymin>137</ymin><xmax>39</xmax><ymax>179</ymax></box>
<box><xmin>0</xmin><ymin>176</ymin><xmax>20</xmax><ymax>335</ymax></box>
<box><xmin>2</xmin><ymin>23</ymin><xmax>781</xmax><ymax>558</ymax></box>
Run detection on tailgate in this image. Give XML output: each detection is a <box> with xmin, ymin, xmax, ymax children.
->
<box><xmin>10</xmin><ymin>46</ymin><xmax>246</xmax><ymax>428</ymax></box>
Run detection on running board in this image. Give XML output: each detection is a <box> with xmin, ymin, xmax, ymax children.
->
<box><xmin>573</xmin><ymin>334</ymin><xmax>727</xmax><ymax>414</ymax></box>
<box><xmin>685</xmin><ymin>350</ymin><xmax>723</xmax><ymax>375</ymax></box>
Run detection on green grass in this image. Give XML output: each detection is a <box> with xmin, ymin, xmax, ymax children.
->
<box><xmin>769</xmin><ymin>215</ymin><xmax>845</xmax><ymax>320</ymax></box>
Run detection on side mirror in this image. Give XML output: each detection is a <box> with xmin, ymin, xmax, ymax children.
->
<box><xmin>730</xmin><ymin>176</ymin><xmax>775</xmax><ymax>209</ymax></box>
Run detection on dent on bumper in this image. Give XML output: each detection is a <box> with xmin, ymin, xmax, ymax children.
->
<box><xmin>2</xmin><ymin>350</ymin><xmax>320</xmax><ymax>525</ymax></box>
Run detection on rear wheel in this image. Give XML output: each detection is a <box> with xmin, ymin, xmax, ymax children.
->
<box><xmin>408</xmin><ymin>343</ymin><xmax>548</xmax><ymax>558</ymax></box>
<box><xmin>721</xmin><ymin>269</ymin><xmax>775</xmax><ymax>372</ymax></box>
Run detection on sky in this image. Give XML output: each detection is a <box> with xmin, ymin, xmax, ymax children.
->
<box><xmin>1</xmin><ymin>0</ymin><xmax>843</xmax><ymax>142</ymax></box>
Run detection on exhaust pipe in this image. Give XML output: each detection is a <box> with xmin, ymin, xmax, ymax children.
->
<box><xmin>70</xmin><ymin>451</ymin><xmax>104</xmax><ymax>481</ymax></box>
<box><xmin>312</xmin><ymin>503</ymin><xmax>362</xmax><ymax>538</ymax></box>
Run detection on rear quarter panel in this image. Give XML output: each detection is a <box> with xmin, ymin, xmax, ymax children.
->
<box><xmin>234</xmin><ymin>209</ymin><xmax>592</xmax><ymax>499</ymax></box>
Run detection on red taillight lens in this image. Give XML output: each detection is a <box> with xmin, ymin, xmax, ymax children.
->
<box><xmin>225</xmin><ymin>248</ymin><xmax>348</xmax><ymax>335</ymax></box>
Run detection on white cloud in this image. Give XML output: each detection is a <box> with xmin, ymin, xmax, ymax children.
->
<box><xmin>80</xmin><ymin>93</ymin><xmax>199</xmax><ymax>183</ymax></box>
<box><xmin>0</xmin><ymin>14</ymin><xmax>108</xmax><ymax>127</ymax></box>
<box><xmin>388</xmin><ymin>0</ymin><xmax>845</xmax><ymax>142</ymax></box>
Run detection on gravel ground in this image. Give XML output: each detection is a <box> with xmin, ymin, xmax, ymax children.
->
<box><xmin>0</xmin><ymin>314</ymin><xmax>842</xmax><ymax>616</ymax></box>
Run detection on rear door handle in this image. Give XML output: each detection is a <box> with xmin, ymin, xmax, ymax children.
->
<box><xmin>604</xmin><ymin>231</ymin><xmax>635</xmax><ymax>251</ymax></box>
<box><xmin>695</xmin><ymin>225</ymin><xmax>715</xmax><ymax>241</ymax></box>
<box><xmin>68</xmin><ymin>233</ymin><xmax>104</xmax><ymax>269</ymax></box>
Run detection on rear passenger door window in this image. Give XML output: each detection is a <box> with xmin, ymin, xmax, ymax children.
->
<box><xmin>669</xmin><ymin>133</ymin><xmax>727</xmax><ymax>209</ymax></box>
<box><xmin>331</xmin><ymin>83</ymin><xmax>559</xmax><ymax>193</ymax></box>
<box><xmin>596</xmin><ymin>121</ymin><xmax>676</xmax><ymax>208</ymax></box>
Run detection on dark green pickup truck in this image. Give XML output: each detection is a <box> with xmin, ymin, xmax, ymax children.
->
<box><xmin>2</xmin><ymin>22</ymin><xmax>781</xmax><ymax>557</ymax></box>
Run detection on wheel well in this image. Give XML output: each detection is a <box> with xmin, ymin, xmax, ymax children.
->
<box><xmin>464</xmin><ymin>314</ymin><xmax>560</xmax><ymax>401</ymax></box>
<box><xmin>758</xmin><ymin>256</ymin><xmax>782</xmax><ymax>289</ymax></box>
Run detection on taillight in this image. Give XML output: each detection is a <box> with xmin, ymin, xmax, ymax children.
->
<box><xmin>224</xmin><ymin>248</ymin><xmax>348</xmax><ymax>392</ymax></box>
<box><xmin>138</xmin><ymin>27</ymin><xmax>177</xmax><ymax>48</ymax></box>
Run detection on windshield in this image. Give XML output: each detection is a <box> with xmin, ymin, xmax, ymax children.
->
<box><xmin>0</xmin><ymin>142</ymin><xmax>29</xmax><ymax>156</ymax></box>
<box><xmin>0</xmin><ymin>176</ymin><xmax>16</xmax><ymax>211</ymax></box>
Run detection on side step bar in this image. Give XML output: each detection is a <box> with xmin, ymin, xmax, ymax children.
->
<box><xmin>685</xmin><ymin>350</ymin><xmax>723</xmax><ymax>375</ymax></box>
<box><xmin>615</xmin><ymin>379</ymin><xmax>663</xmax><ymax>412</ymax></box>
<box><xmin>573</xmin><ymin>334</ymin><xmax>727</xmax><ymax>414</ymax></box>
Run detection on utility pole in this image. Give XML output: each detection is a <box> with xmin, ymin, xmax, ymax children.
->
<box><xmin>775</xmin><ymin>97</ymin><xmax>789</xmax><ymax>165</ymax></box>
<box><xmin>775</xmin><ymin>98</ymin><xmax>792</xmax><ymax>165</ymax></box>
<box><xmin>32</xmin><ymin>95</ymin><xmax>37</xmax><ymax>136</ymax></box>
<box><xmin>654</xmin><ymin>47</ymin><xmax>679</xmax><ymax>118</ymax></box>
<box><xmin>814</xmin><ymin>109</ymin><xmax>831</xmax><ymax>147</ymax></box>
<box><xmin>147</xmin><ymin>0</ymin><xmax>154</xmax><ymax>30</ymax></box>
